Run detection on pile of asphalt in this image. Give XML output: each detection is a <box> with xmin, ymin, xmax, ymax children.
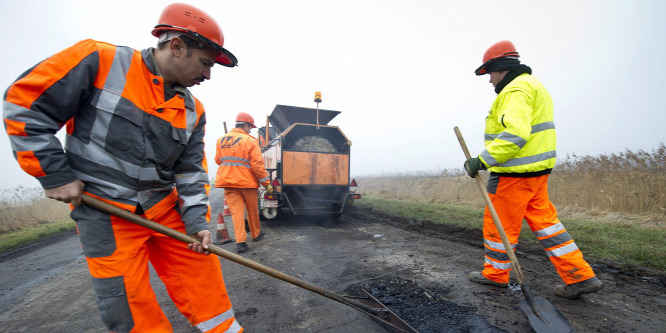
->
<box><xmin>344</xmin><ymin>276</ymin><xmax>506</xmax><ymax>333</ymax></box>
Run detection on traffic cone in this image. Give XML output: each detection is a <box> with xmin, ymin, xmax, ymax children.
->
<box><xmin>214</xmin><ymin>212</ymin><xmax>234</xmax><ymax>244</ymax></box>
<box><xmin>222</xmin><ymin>198</ymin><xmax>231</xmax><ymax>216</ymax></box>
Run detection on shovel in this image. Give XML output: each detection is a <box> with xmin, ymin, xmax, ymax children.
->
<box><xmin>81</xmin><ymin>194</ymin><xmax>417</xmax><ymax>333</ymax></box>
<box><xmin>453</xmin><ymin>126</ymin><xmax>574</xmax><ymax>333</ymax></box>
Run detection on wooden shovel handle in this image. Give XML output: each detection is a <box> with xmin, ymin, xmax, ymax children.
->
<box><xmin>453</xmin><ymin>126</ymin><xmax>525</xmax><ymax>284</ymax></box>
<box><xmin>80</xmin><ymin>194</ymin><xmax>381</xmax><ymax>316</ymax></box>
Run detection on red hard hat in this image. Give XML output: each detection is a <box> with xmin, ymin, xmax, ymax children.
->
<box><xmin>152</xmin><ymin>3</ymin><xmax>237</xmax><ymax>67</ymax></box>
<box><xmin>236</xmin><ymin>112</ymin><xmax>256</xmax><ymax>128</ymax></box>
<box><xmin>475</xmin><ymin>40</ymin><xmax>520</xmax><ymax>75</ymax></box>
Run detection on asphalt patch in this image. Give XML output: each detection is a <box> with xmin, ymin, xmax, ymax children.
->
<box><xmin>344</xmin><ymin>276</ymin><xmax>505</xmax><ymax>333</ymax></box>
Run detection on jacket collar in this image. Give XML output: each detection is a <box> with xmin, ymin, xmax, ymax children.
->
<box><xmin>495</xmin><ymin>64</ymin><xmax>532</xmax><ymax>94</ymax></box>
<box><xmin>142</xmin><ymin>47</ymin><xmax>189</xmax><ymax>97</ymax></box>
<box><xmin>230</xmin><ymin>127</ymin><xmax>256</xmax><ymax>139</ymax></box>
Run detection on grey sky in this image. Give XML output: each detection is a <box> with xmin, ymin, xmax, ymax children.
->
<box><xmin>1</xmin><ymin>0</ymin><xmax>664</xmax><ymax>189</ymax></box>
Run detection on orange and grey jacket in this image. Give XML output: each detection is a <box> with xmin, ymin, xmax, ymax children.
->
<box><xmin>480</xmin><ymin>73</ymin><xmax>557</xmax><ymax>175</ymax></box>
<box><xmin>214</xmin><ymin>128</ymin><xmax>269</xmax><ymax>188</ymax></box>
<box><xmin>3</xmin><ymin>39</ymin><xmax>211</xmax><ymax>234</ymax></box>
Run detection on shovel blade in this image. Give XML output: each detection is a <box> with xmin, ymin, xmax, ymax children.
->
<box><xmin>519</xmin><ymin>297</ymin><xmax>574</xmax><ymax>333</ymax></box>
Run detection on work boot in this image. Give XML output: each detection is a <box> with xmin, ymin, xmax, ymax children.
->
<box><xmin>236</xmin><ymin>242</ymin><xmax>248</xmax><ymax>253</ymax></box>
<box><xmin>468</xmin><ymin>271</ymin><xmax>508</xmax><ymax>288</ymax></box>
<box><xmin>554</xmin><ymin>276</ymin><xmax>604</xmax><ymax>299</ymax></box>
<box><xmin>252</xmin><ymin>230</ymin><xmax>265</xmax><ymax>242</ymax></box>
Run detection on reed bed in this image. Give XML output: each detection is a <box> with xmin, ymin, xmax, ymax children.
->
<box><xmin>0</xmin><ymin>186</ymin><xmax>71</xmax><ymax>234</ymax></box>
<box><xmin>357</xmin><ymin>145</ymin><xmax>666</xmax><ymax>225</ymax></box>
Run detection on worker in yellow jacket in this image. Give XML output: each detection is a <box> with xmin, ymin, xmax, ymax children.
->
<box><xmin>215</xmin><ymin>112</ymin><xmax>273</xmax><ymax>253</ymax></box>
<box><xmin>465</xmin><ymin>40</ymin><xmax>603</xmax><ymax>299</ymax></box>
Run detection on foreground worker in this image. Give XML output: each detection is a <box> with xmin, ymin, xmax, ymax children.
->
<box><xmin>465</xmin><ymin>40</ymin><xmax>603</xmax><ymax>298</ymax></box>
<box><xmin>3</xmin><ymin>3</ymin><xmax>243</xmax><ymax>332</ymax></box>
<box><xmin>214</xmin><ymin>113</ymin><xmax>273</xmax><ymax>253</ymax></box>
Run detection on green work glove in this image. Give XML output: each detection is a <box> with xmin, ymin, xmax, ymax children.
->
<box><xmin>464</xmin><ymin>157</ymin><xmax>486</xmax><ymax>178</ymax></box>
<box><xmin>265</xmin><ymin>184</ymin><xmax>273</xmax><ymax>194</ymax></box>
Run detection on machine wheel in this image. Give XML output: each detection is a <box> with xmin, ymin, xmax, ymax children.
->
<box><xmin>262</xmin><ymin>207</ymin><xmax>278</xmax><ymax>219</ymax></box>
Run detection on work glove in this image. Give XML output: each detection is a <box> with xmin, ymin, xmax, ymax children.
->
<box><xmin>464</xmin><ymin>157</ymin><xmax>486</xmax><ymax>178</ymax></box>
<box><xmin>265</xmin><ymin>184</ymin><xmax>273</xmax><ymax>194</ymax></box>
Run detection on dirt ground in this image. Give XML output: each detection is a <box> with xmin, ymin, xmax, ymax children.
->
<box><xmin>1</xmin><ymin>187</ymin><xmax>665</xmax><ymax>332</ymax></box>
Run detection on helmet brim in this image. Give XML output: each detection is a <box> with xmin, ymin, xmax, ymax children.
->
<box><xmin>475</xmin><ymin>63</ymin><xmax>488</xmax><ymax>76</ymax></box>
<box><xmin>216</xmin><ymin>48</ymin><xmax>238</xmax><ymax>67</ymax></box>
<box><xmin>153</xmin><ymin>25</ymin><xmax>238</xmax><ymax>67</ymax></box>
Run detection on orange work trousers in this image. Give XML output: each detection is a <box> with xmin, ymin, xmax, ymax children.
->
<box><xmin>223</xmin><ymin>188</ymin><xmax>261</xmax><ymax>244</ymax></box>
<box><xmin>481</xmin><ymin>174</ymin><xmax>596</xmax><ymax>285</ymax></box>
<box><xmin>72</xmin><ymin>204</ymin><xmax>243</xmax><ymax>333</ymax></box>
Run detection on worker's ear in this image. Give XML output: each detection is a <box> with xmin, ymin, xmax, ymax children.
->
<box><xmin>169</xmin><ymin>37</ymin><xmax>185</xmax><ymax>57</ymax></box>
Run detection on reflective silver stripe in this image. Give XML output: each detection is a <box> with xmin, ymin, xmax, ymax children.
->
<box><xmin>183</xmin><ymin>94</ymin><xmax>198</xmax><ymax>141</ymax></box>
<box><xmin>484</xmin><ymin>122</ymin><xmax>554</xmax><ymax>141</ymax></box>
<box><xmin>531</xmin><ymin>121</ymin><xmax>555</xmax><ymax>133</ymax></box>
<box><xmin>480</xmin><ymin>150</ymin><xmax>499</xmax><ymax>167</ymax></box>
<box><xmin>74</xmin><ymin>170</ymin><xmax>137</xmax><ymax>200</ymax></box>
<box><xmin>179</xmin><ymin>192</ymin><xmax>208</xmax><ymax>209</ymax></box>
<box><xmin>195</xmin><ymin>308</ymin><xmax>237</xmax><ymax>332</ymax></box>
<box><xmin>484</xmin><ymin>239</ymin><xmax>516</xmax><ymax>252</ymax></box>
<box><xmin>91</xmin><ymin>47</ymin><xmax>132</xmax><ymax>148</ymax></box>
<box><xmin>90</xmin><ymin>97</ymin><xmax>117</xmax><ymax>150</ymax></box>
<box><xmin>175</xmin><ymin>172</ymin><xmax>209</xmax><ymax>184</ymax></box>
<box><xmin>139</xmin><ymin>167</ymin><xmax>168</xmax><ymax>181</ymax></box>
<box><xmin>485</xmin><ymin>248</ymin><xmax>509</xmax><ymax>261</ymax></box>
<box><xmin>3</xmin><ymin>102</ymin><xmax>62</xmax><ymax>130</ymax></box>
<box><xmin>534</xmin><ymin>223</ymin><xmax>565</xmax><ymax>238</ymax></box>
<box><xmin>257</xmin><ymin>176</ymin><xmax>269</xmax><ymax>183</ymax></box>
<box><xmin>546</xmin><ymin>242</ymin><xmax>579</xmax><ymax>257</ymax></box>
<box><xmin>225</xmin><ymin>319</ymin><xmax>243</xmax><ymax>333</ymax></box>
<box><xmin>496</xmin><ymin>132</ymin><xmax>527</xmax><ymax>149</ymax></box>
<box><xmin>539</xmin><ymin>232</ymin><xmax>573</xmax><ymax>249</ymax></box>
<box><xmin>485</xmin><ymin>257</ymin><xmax>512</xmax><ymax>270</ymax></box>
<box><xmin>104</xmin><ymin>47</ymin><xmax>133</xmax><ymax>94</ymax></box>
<box><xmin>67</xmin><ymin>136</ymin><xmax>141</xmax><ymax>177</ymax></box>
<box><xmin>221</xmin><ymin>162</ymin><xmax>251</xmax><ymax>168</ymax></box>
<box><xmin>496</xmin><ymin>150</ymin><xmax>556</xmax><ymax>168</ymax></box>
<box><xmin>137</xmin><ymin>184</ymin><xmax>175</xmax><ymax>204</ymax></box>
<box><xmin>221</xmin><ymin>156</ymin><xmax>251</xmax><ymax>164</ymax></box>
<box><xmin>9</xmin><ymin>134</ymin><xmax>63</xmax><ymax>152</ymax></box>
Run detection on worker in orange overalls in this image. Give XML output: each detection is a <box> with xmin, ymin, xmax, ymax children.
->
<box><xmin>465</xmin><ymin>40</ymin><xmax>603</xmax><ymax>299</ymax></box>
<box><xmin>3</xmin><ymin>3</ymin><xmax>243</xmax><ymax>332</ymax></box>
<box><xmin>214</xmin><ymin>113</ymin><xmax>273</xmax><ymax>253</ymax></box>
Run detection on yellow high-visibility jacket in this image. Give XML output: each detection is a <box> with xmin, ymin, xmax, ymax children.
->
<box><xmin>479</xmin><ymin>73</ymin><xmax>557</xmax><ymax>175</ymax></box>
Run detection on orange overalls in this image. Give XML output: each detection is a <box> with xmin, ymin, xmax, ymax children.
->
<box><xmin>481</xmin><ymin>175</ymin><xmax>597</xmax><ymax>285</ymax></box>
<box><xmin>214</xmin><ymin>128</ymin><xmax>270</xmax><ymax>244</ymax></box>
<box><xmin>4</xmin><ymin>39</ymin><xmax>242</xmax><ymax>332</ymax></box>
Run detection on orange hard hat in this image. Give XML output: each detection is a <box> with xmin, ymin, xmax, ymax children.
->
<box><xmin>475</xmin><ymin>40</ymin><xmax>520</xmax><ymax>75</ymax></box>
<box><xmin>152</xmin><ymin>3</ymin><xmax>237</xmax><ymax>67</ymax></box>
<box><xmin>236</xmin><ymin>112</ymin><xmax>256</xmax><ymax>128</ymax></box>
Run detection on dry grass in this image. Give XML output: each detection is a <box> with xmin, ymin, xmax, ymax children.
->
<box><xmin>357</xmin><ymin>145</ymin><xmax>666</xmax><ymax>226</ymax></box>
<box><xmin>0</xmin><ymin>186</ymin><xmax>71</xmax><ymax>234</ymax></box>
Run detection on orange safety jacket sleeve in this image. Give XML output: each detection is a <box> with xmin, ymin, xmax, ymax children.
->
<box><xmin>3</xmin><ymin>39</ymin><xmax>211</xmax><ymax>234</ymax></box>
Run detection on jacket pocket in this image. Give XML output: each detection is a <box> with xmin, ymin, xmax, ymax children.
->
<box><xmin>95</xmin><ymin>93</ymin><xmax>145</xmax><ymax>159</ymax></box>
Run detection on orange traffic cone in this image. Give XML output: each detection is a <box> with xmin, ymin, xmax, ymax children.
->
<box><xmin>214</xmin><ymin>212</ymin><xmax>234</xmax><ymax>244</ymax></box>
<box><xmin>222</xmin><ymin>198</ymin><xmax>231</xmax><ymax>216</ymax></box>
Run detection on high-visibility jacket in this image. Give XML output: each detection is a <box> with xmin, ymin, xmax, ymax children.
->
<box><xmin>214</xmin><ymin>128</ymin><xmax>269</xmax><ymax>188</ymax></box>
<box><xmin>3</xmin><ymin>39</ymin><xmax>211</xmax><ymax>234</ymax></box>
<box><xmin>480</xmin><ymin>73</ymin><xmax>557</xmax><ymax>175</ymax></box>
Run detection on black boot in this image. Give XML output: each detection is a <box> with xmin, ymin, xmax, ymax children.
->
<box><xmin>236</xmin><ymin>242</ymin><xmax>248</xmax><ymax>253</ymax></box>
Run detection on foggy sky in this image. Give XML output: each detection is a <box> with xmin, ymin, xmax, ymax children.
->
<box><xmin>1</xmin><ymin>0</ymin><xmax>664</xmax><ymax>189</ymax></box>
